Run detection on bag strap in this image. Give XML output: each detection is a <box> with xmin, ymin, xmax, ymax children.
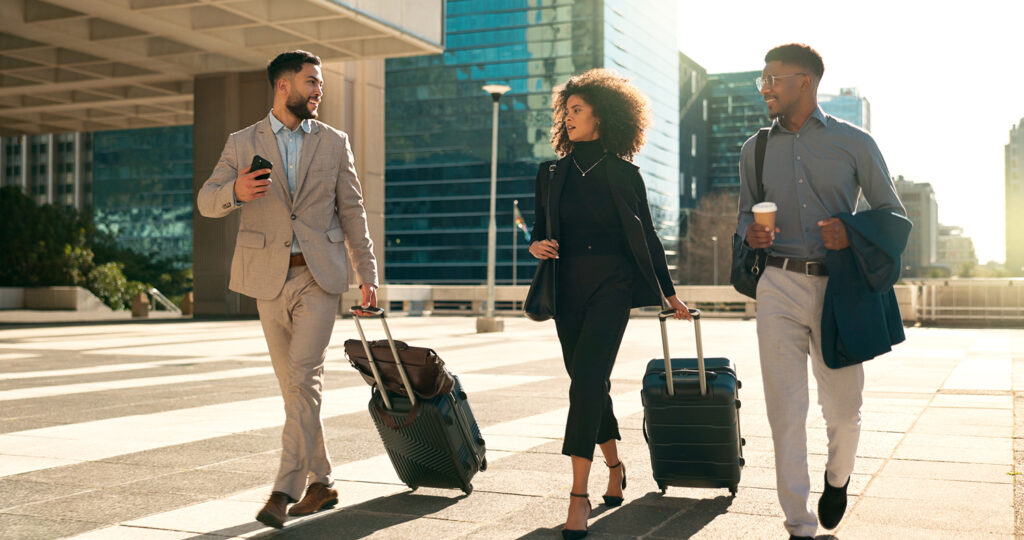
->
<box><xmin>545</xmin><ymin>162</ymin><xmax>556</xmax><ymax>239</ymax></box>
<box><xmin>754</xmin><ymin>127</ymin><xmax>770</xmax><ymax>203</ymax></box>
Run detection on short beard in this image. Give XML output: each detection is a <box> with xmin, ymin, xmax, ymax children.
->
<box><xmin>286</xmin><ymin>92</ymin><xmax>317</xmax><ymax>120</ymax></box>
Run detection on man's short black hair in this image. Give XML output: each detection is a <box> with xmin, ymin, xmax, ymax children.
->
<box><xmin>765</xmin><ymin>44</ymin><xmax>824</xmax><ymax>79</ymax></box>
<box><xmin>267</xmin><ymin>50</ymin><xmax>322</xmax><ymax>87</ymax></box>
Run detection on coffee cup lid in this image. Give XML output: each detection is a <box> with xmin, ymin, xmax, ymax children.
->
<box><xmin>753</xmin><ymin>202</ymin><xmax>777</xmax><ymax>212</ymax></box>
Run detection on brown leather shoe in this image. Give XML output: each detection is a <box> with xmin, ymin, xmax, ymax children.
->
<box><xmin>288</xmin><ymin>482</ymin><xmax>339</xmax><ymax>516</ymax></box>
<box><xmin>255</xmin><ymin>491</ymin><xmax>290</xmax><ymax>529</ymax></box>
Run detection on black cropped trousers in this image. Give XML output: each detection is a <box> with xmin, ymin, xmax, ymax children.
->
<box><xmin>555</xmin><ymin>252</ymin><xmax>634</xmax><ymax>460</ymax></box>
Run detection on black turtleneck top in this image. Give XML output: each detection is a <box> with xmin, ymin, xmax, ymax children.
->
<box><xmin>558</xmin><ymin>139</ymin><xmax>629</xmax><ymax>257</ymax></box>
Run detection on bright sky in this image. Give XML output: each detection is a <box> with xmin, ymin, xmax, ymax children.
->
<box><xmin>678</xmin><ymin>1</ymin><xmax>1020</xmax><ymax>264</ymax></box>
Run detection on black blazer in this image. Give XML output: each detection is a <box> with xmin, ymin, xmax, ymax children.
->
<box><xmin>531</xmin><ymin>155</ymin><xmax>676</xmax><ymax>309</ymax></box>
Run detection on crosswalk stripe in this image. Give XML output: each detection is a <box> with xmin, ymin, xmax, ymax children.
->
<box><xmin>71</xmin><ymin>390</ymin><xmax>644</xmax><ymax>538</ymax></box>
<box><xmin>0</xmin><ymin>372</ymin><xmax>551</xmax><ymax>478</ymax></box>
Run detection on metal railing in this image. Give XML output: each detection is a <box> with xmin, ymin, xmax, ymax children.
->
<box><xmin>148</xmin><ymin>288</ymin><xmax>182</xmax><ymax>314</ymax></box>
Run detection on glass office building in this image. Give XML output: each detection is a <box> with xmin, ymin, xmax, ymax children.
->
<box><xmin>384</xmin><ymin>0</ymin><xmax>678</xmax><ymax>284</ymax></box>
<box><xmin>92</xmin><ymin>126</ymin><xmax>193</xmax><ymax>266</ymax></box>
<box><xmin>820</xmin><ymin>87</ymin><xmax>871</xmax><ymax>131</ymax></box>
<box><xmin>706</xmin><ymin>71</ymin><xmax>768</xmax><ymax>189</ymax></box>
<box><xmin>0</xmin><ymin>133</ymin><xmax>93</xmax><ymax>212</ymax></box>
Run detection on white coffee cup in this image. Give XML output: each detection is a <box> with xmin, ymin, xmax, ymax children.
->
<box><xmin>752</xmin><ymin>201</ymin><xmax>777</xmax><ymax>230</ymax></box>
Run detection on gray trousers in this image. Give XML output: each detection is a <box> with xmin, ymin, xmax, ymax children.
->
<box><xmin>256</xmin><ymin>266</ymin><xmax>340</xmax><ymax>501</ymax></box>
<box><xmin>756</xmin><ymin>266</ymin><xmax>864</xmax><ymax>537</ymax></box>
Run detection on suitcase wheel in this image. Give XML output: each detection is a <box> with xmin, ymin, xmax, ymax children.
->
<box><xmin>409</xmin><ymin>486</ymin><xmax>418</xmax><ymax>492</ymax></box>
<box><xmin>737</xmin><ymin>380</ymin><xmax>742</xmax><ymax>389</ymax></box>
<box><xmin>729</xmin><ymin>485</ymin><xmax>738</xmax><ymax>496</ymax></box>
<box><xmin>476</xmin><ymin>437</ymin><xmax>486</xmax><ymax>447</ymax></box>
<box><xmin>458</xmin><ymin>390</ymin><xmax>468</xmax><ymax>400</ymax></box>
<box><xmin>462</xmin><ymin>484</ymin><xmax>473</xmax><ymax>495</ymax></box>
<box><xmin>657</xmin><ymin>483</ymin><xmax>666</xmax><ymax>495</ymax></box>
<box><xmin>735</xmin><ymin>400</ymin><xmax>741</xmax><ymax>409</ymax></box>
<box><xmin>739</xmin><ymin>457</ymin><xmax>746</xmax><ymax>467</ymax></box>
<box><xmin>480</xmin><ymin>457</ymin><xmax>488</xmax><ymax>471</ymax></box>
<box><xmin>741</xmin><ymin>437</ymin><xmax>746</xmax><ymax>446</ymax></box>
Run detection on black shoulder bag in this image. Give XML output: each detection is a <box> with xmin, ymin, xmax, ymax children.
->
<box><xmin>730</xmin><ymin>128</ymin><xmax>770</xmax><ymax>299</ymax></box>
<box><xmin>524</xmin><ymin>163</ymin><xmax>558</xmax><ymax>321</ymax></box>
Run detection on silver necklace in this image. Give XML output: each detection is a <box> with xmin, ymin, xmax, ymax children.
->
<box><xmin>571</xmin><ymin>153</ymin><xmax>607</xmax><ymax>176</ymax></box>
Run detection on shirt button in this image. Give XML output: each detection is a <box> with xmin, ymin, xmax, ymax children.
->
<box><xmin>796</xmin><ymin>156</ymin><xmax>801</xmax><ymax>160</ymax></box>
<box><xmin>802</xmin><ymin>204</ymin><xmax>808</xmax><ymax>208</ymax></box>
<box><xmin>285</xmin><ymin>241</ymin><xmax>291</xmax><ymax>247</ymax></box>
<box><xmin>798</xmin><ymin>179</ymin><xmax>804</xmax><ymax>183</ymax></box>
<box><xmin>796</xmin><ymin>134</ymin><xmax>800</xmax><ymax>138</ymax></box>
<box><xmin>291</xmin><ymin>214</ymin><xmax>297</xmax><ymax>220</ymax></box>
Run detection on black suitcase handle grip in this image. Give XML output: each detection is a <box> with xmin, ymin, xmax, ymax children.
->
<box><xmin>658</xmin><ymin>308</ymin><xmax>700</xmax><ymax>321</ymax></box>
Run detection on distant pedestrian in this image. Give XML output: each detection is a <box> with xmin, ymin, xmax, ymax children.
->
<box><xmin>197</xmin><ymin>50</ymin><xmax>378</xmax><ymax>529</ymax></box>
<box><xmin>738</xmin><ymin>44</ymin><xmax>908</xmax><ymax>539</ymax></box>
<box><xmin>529</xmin><ymin>68</ymin><xmax>691</xmax><ymax>539</ymax></box>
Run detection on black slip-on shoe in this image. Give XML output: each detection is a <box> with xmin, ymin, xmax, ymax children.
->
<box><xmin>817</xmin><ymin>470</ymin><xmax>850</xmax><ymax>529</ymax></box>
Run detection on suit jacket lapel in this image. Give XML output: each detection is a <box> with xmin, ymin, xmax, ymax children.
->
<box><xmin>254</xmin><ymin>118</ymin><xmax>290</xmax><ymax>204</ymax></box>
<box><xmin>605</xmin><ymin>158</ymin><xmax>664</xmax><ymax>303</ymax></box>
<box><xmin>548</xmin><ymin>157</ymin><xmax>569</xmax><ymax>239</ymax></box>
<box><xmin>293</xmin><ymin>121</ymin><xmax>321</xmax><ymax>198</ymax></box>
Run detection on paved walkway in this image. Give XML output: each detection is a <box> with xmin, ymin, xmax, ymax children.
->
<box><xmin>0</xmin><ymin>315</ymin><xmax>1019</xmax><ymax>539</ymax></box>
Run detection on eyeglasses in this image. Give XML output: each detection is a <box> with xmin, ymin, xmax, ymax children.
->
<box><xmin>755</xmin><ymin>73</ymin><xmax>807</xmax><ymax>91</ymax></box>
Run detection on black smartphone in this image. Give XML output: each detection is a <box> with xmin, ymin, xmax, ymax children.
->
<box><xmin>250</xmin><ymin>155</ymin><xmax>273</xmax><ymax>180</ymax></box>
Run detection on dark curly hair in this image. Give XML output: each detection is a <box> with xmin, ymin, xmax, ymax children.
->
<box><xmin>550</xmin><ymin>69</ymin><xmax>650</xmax><ymax>160</ymax></box>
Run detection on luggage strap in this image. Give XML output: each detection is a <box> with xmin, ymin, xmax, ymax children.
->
<box><xmin>373</xmin><ymin>396</ymin><xmax>421</xmax><ymax>431</ymax></box>
<box><xmin>351</xmin><ymin>306</ymin><xmax>417</xmax><ymax>410</ymax></box>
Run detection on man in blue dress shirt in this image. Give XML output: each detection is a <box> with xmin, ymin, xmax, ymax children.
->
<box><xmin>737</xmin><ymin>44</ymin><xmax>905</xmax><ymax>540</ymax></box>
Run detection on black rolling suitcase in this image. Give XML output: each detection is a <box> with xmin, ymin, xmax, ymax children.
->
<box><xmin>350</xmin><ymin>307</ymin><xmax>486</xmax><ymax>494</ymax></box>
<box><xmin>641</xmin><ymin>308</ymin><xmax>744</xmax><ymax>495</ymax></box>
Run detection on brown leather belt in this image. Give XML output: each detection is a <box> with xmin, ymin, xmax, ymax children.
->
<box><xmin>766</xmin><ymin>255</ymin><xmax>828</xmax><ymax>276</ymax></box>
<box><xmin>289</xmin><ymin>253</ymin><xmax>306</xmax><ymax>267</ymax></box>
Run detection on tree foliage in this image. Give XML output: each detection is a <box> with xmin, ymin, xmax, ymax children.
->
<box><xmin>1</xmin><ymin>186</ymin><xmax>192</xmax><ymax>308</ymax></box>
<box><xmin>678</xmin><ymin>190</ymin><xmax>741</xmax><ymax>285</ymax></box>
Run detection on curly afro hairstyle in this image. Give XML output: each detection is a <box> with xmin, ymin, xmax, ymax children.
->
<box><xmin>550</xmin><ymin>68</ymin><xmax>650</xmax><ymax>160</ymax></box>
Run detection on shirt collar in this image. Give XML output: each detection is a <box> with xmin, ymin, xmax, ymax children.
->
<box><xmin>770</xmin><ymin>105</ymin><xmax>829</xmax><ymax>133</ymax></box>
<box><xmin>268</xmin><ymin>110</ymin><xmax>311</xmax><ymax>134</ymax></box>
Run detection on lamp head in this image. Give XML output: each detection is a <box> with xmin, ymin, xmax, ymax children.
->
<box><xmin>482</xmin><ymin>84</ymin><xmax>511</xmax><ymax>101</ymax></box>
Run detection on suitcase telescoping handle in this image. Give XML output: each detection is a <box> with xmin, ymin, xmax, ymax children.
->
<box><xmin>349</xmin><ymin>306</ymin><xmax>417</xmax><ymax>410</ymax></box>
<box><xmin>658</xmin><ymin>308</ymin><xmax>704</xmax><ymax>398</ymax></box>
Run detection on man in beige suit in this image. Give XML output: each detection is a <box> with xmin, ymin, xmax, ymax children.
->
<box><xmin>197</xmin><ymin>50</ymin><xmax>377</xmax><ymax>529</ymax></box>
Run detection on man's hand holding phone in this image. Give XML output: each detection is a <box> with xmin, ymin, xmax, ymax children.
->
<box><xmin>234</xmin><ymin>155</ymin><xmax>273</xmax><ymax>203</ymax></box>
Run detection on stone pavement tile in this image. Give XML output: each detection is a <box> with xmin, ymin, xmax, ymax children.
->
<box><xmin>673</xmin><ymin>511</ymin><xmax>786</xmax><ymax>540</ymax></box>
<box><xmin>711</xmin><ymin>486</ymin><xmax>784</xmax><ymax>518</ymax></box>
<box><xmin>879</xmin><ymin>459</ymin><xmax>1013</xmax><ymax>484</ymax></box>
<box><xmin>863</xmin><ymin>476</ymin><xmax>1012</xmax><ymax>503</ymax></box>
<box><xmin>644</xmin><ymin>495</ymin><xmax>747</xmax><ymax>538</ymax></box>
<box><xmin>283</xmin><ymin>511</ymin><xmax>478</xmax><ymax>539</ymax></box>
<box><xmin>846</xmin><ymin>496</ymin><xmax>1013</xmax><ymax>535</ymax></box>
<box><xmin>899</xmin><ymin>432</ymin><xmax>1011</xmax><ymax>455</ymax></box>
<box><xmin>347</xmin><ymin>488</ymin><xmax>533</xmax><ymax>524</ymax></box>
<box><xmin>931</xmin><ymin>393</ymin><xmax>1012</xmax><ymax>409</ymax></box>
<box><xmin>99</xmin><ymin>445</ymin><xmax>243</xmax><ymax>469</ymax></box>
<box><xmin>202</xmin><ymin>451</ymin><xmax>279</xmax><ymax>476</ymax></box>
<box><xmin>73</xmin><ymin>525</ymin><xmax>228</xmax><ymax>539</ymax></box>
<box><xmin>12</xmin><ymin>461</ymin><xmax>167</xmax><ymax>489</ymax></box>
<box><xmin>469</xmin><ymin>468</ymin><xmax>573</xmax><ymax>498</ymax></box>
<box><xmin>122</xmin><ymin>498</ymin><xmax>270</xmax><ymax>537</ymax></box>
<box><xmin>120</xmin><ymin>469</ymin><xmax>268</xmax><ymax>499</ymax></box>
<box><xmin>0</xmin><ymin>455</ymin><xmax>79</xmax><ymax>477</ymax></box>
<box><xmin>0</xmin><ymin>478</ymin><xmax>91</xmax><ymax>511</ymax></box>
<box><xmin>839</xmin><ymin>523</ymin><xmax>1013</xmax><ymax>540</ymax></box>
<box><xmin>7</xmin><ymin>486</ymin><xmax>207</xmax><ymax>526</ymax></box>
<box><xmin>893</xmin><ymin>442</ymin><xmax>1009</xmax><ymax>465</ymax></box>
<box><xmin>914</xmin><ymin>406</ymin><xmax>1013</xmax><ymax>427</ymax></box>
<box><xmin>485</xmin><ymin>448</ymin><xmax>565</xmax><ymax>472</ymax></box>
<box><xmin>0</xmin><ymin>512</ymin><xmax>101</xmax><ymax>540</ymax></box>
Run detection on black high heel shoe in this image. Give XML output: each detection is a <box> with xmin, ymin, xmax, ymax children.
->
<box><xmin>602</xmin><ymin>461</ymin><xmax>626</xmax><ymax>507</ymax></box>
<box><xmin>561</xmin><ymin>492</ymin><xmax>590</xmax><ymax>540</ymax></box>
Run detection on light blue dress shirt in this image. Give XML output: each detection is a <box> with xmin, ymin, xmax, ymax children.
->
<box><xmin>268</xmin><ymin>111</ymin><xmax>312</xmax><ymax>255</ymax></box>
<box><xmin>736</xmin><ymin>107</ymin><xmax>905</xmax><ymax>261</ymax></box>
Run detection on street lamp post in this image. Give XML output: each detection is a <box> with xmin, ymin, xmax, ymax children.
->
<box><xmin>711</xmin><ymin>235</ymin><xmax>718</xmax><ymax>286</ymax></box>
<box><xmin>477</xmin><ymin>84</ymin><xmax>511</xmax><ymax>334</ymax></box>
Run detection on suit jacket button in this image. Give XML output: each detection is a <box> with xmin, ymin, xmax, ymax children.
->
<box><xmin>222</xmin><ymin>203</ymin><xmax>230</xmax><ymax>209</ymax></box>
<box><xmin>290</xmin><ymin>214</ymin><xmax>297</xmax><ymax>220</ymax></box>
<box><xmin>285</xmin><ymin>241</ymin><xmax>291</xmax><ymax>247</ymax></box>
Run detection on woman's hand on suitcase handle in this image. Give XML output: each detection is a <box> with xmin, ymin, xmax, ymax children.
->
<box><xmin>666</xmin><ymin>295</ymin><xmax>692</xmax><ymax>320</ymax></box>
<box><xmin>529</xmin><ymin>239</ymin><xmax>559</xmax><ymax>260</ymax></box>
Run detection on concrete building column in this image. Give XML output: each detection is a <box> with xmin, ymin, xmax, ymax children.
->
<box><xmin>191</xmin><ymin>59</ymin><xmax>386</xmax><ymax>317</ymax></box>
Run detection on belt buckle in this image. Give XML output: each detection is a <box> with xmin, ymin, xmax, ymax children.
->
<box><xmin>805</xmin><ymin>261</ymin><xmax>822</xmax><ymax>276</ymax></box>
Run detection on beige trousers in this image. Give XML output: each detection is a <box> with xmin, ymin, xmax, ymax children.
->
<box><xmin>756</xmin><ymin>266</ymin><xmax>865</xmax><ymax>538</ymax></box>
<box><xmin>256</xmin><ymin>265</ymin><xmax>340</xmax><ymax>501</ymax></box>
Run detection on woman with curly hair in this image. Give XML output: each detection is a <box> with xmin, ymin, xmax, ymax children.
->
<box><xmin>528</xmin><ymin>69</ymin><xmax>691</xmax><ymax>539</ymax></box>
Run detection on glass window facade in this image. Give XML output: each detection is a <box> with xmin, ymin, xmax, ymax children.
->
<box><xmin>707</xmin><ymin>71</ymin><xmax>768</xmax><ymax>189</ymax></box>
<box><xmin>92</xmin><ymin>126</ymin><xmax>193</xmax><ymax>266</ymax></box>
<box><xmin>385</xmin><ymin>0</ymin><xmax>679</xmax><ymax>284</ymax></box>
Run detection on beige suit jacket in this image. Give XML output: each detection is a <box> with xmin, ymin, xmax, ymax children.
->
<box><xmin>197</xmin><ymin>117</ymin><xmax>377</xmax><ymax>300</ymax></box>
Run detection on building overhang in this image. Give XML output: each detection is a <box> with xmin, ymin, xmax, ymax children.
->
<box><xmin>0</xmin><ymin>0</ymin><xmax>443</xmax><ymax>135</ymax></box>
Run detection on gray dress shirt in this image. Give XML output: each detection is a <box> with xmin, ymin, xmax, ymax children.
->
<box><xmin>736</xmin><ymin>106</ymin><xmax>905</xmax><ymax>261</ymax></box>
